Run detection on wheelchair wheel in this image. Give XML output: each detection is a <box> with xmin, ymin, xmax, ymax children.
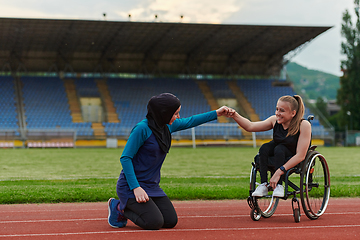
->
<box><xmin>250</xmin><ymin>166</ymin><xmax>279</xmax><ymax>218</ymax></box>
<box><xmin>300</xmin><ymin>150</ymin><xmax>330</xmax><ymax>220</ymax></box>
<box><xmin>293</xmin><ymin>208</ymin><xmax>300</xmax><ymax>223</ymax></box>
<box><xmin>250</xmin><ymin>208</ymin><xmax>261</xmax><ymax>221</ymax></box>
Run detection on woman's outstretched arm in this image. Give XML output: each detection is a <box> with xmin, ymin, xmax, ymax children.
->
<box><xmin>232</xmin><ymin>112</ymin><xmax>275</xmax><ymax>132</ymax></box>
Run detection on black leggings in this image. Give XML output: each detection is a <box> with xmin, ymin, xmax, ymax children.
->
<box><xmin>123</xmin><ymin>196</ymin><xmax>178</xmax><ymax>230</ymax></box>
<box><xmin>259</xmin><ymin>141</ymin><xmax>294</xmax><ymax>184</ymax></box>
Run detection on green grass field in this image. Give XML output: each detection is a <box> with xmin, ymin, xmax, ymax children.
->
<box><xmin>0</xmin><ymin>146</ymin><xmax>359</xmax><ymax>204</ymax></box>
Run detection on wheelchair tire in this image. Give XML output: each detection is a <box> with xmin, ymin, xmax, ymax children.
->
<box><xmin>300</xmin><ymin>150</ymin><xmax>330</xmax><ymax>220</ymax></box>
<box><xmin>250</xmin><ymin>208</ymin><xmax>261</xmax><ymax>221</ymax></box>
<box><xmin>250</xmin><ymin>166</ymin><xmax>279</xmax><ymax>218</ymax></box>
<box><xmin>293</xmin><ymin>208</ymin><xmax>300</xmax><ymax>223</ymax></box>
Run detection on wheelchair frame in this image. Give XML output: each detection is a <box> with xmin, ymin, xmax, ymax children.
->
<box><xmin>247</xmin><ymin>116</ymin><xmax>331</xmax><ymax>223</ymax></box>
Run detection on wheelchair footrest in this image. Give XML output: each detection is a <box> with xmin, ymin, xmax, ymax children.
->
<box><xmin>247</xmin><ymin>196</ymin><xmax>255</xmax><ymax>209</ymax></box>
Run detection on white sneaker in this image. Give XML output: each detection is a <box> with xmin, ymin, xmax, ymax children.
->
<box><xmin>272</xmin><ymin>184</ymin><xmax>284</xmax><ymax>197</ymax></box>
<box><xmin>252</xmin><ymin>183</ymin><xmax>268</xmax><ymax>197</ymax></box>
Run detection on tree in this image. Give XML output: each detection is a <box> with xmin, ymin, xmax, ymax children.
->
<box><xmin>338</xmin><ymin>0</ymin><xmax>360</xmax><ymax>130</ymax></box>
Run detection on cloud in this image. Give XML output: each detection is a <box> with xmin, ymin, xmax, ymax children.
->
<box><xmin>115</xmin><ymin>0</ymin><xmax>242</xmax><ymax>23</ymax></box>
<box><xmin>226</xmin><ymin>0</ymin><xmax>354</xmax><ymax>26</ymax></box>
<box><xmin>0</xmin><ymin>4</ymin><xmax>48</xmax><ymax>18</ymax></box>
<box><xmin>0</xmin><ymin>1</ymin><xmax>98</xmax><ymax>20</ymax></box>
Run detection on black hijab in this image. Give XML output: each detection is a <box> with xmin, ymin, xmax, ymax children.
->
<box><xmin>146</xmin><ymin>93</ymin><xmax>181</xmax><ymax>153</ymax></box>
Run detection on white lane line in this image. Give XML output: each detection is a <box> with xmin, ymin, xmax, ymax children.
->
<box><xmin>0</xmin><ymin>205</ymin><xmax>243</xmax><ymax>213</ymax></box>
<box><xmin>0</xmin><ymin>218</ymin><xmax>106</xmax><ymax>224</ymax></box>
<box><xmin>0</xmin><ymin>202</ymin><xmax>351</xmax><ymax>213</ymax></box>
<box><xmin>1</xmin><ymin>211</ymin><xmax>360</xmax><ymax>224</ymax></box>
<box><xmin>1</xmin><ymin>224</ymin><xmax>360</xmax><ymax>238</ymax></box>
<box><xmin>0</xmin><ymin>209</ymin><xmax>104</xmax><ymax>213</ymax></box>
<box><xmin>0</xmin><ymin>199</ymin><xmax>353</xmax><ymax>213</ymax></box>
<box><xmin>0</xmin><ymin>204</ymin><xmax>245</xmax><ymax>213</ymax></box>
<box><xmin>0</xmin><ymin>215</ymin><xmax>249</xmax><ymax>224</ymax></box>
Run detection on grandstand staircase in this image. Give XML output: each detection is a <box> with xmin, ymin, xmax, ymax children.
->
<box><xmin>196</xmin><ymin>81</ymin><xmax>228</xmax><ymax>123</ymax></box>
<box><xmin>96</xmin><ymin>79</ymin><xmax>120</xmax><ymax>123</ymax></box>
<box><xmin>64</xmin><ymin>79</ymin><xmax>107</xmax><ymax>138</ymax></box>
<box><xmin>91</xmin><ymin>122</ymin><xmax>106</xmax><ymax>138</ymax></box>
<box><xmin>63</xmin><ymin>79</ymin><xmax>83</xmax><ymax>123</ymax></box>
<box><xmin>227</xmin><ymin>81</ymin><xmax>260</xmax><ymax>137</ymax></box>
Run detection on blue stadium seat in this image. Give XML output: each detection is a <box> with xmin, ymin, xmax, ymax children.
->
<box><xmin>106</xmin><ymin>78</ymin><xmax>212</xmax><ymax>137</ymax></box>
<box><xmin>74</xmin><ymin>78</ymin><xmax>101</xmax><ymax>97</ymax></box>
<box><xmin>205</xmin><ymin>79</ymin><xmax>235</xmax><ymax>98</ymax></box>
<box><xmin>21</xmin><ymin>76</ymin><xmax>93</xmax><ymax>136</ymax></box>
<box><xmin>0</xmin><ymin>76</ymin><xmax>19</xmax><ymax>134</ymax></box>
<box><xmin>7</xmin><ymin>76</ymin><xmax>325</xmax><ymax>140</ymax></box>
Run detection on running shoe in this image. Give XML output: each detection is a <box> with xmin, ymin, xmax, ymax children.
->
<box><xmin>108</xmin><ymin>198</ymin><xmax>127</xmax><ymax>228</ymax></box>
<box><xmin>272</xmin><ymin>184</ymin><xmax>285</xmax><ymax>198</ymax></box>
<box><xmin>252</xmin><ymin>182</ymin><xmax>268</xmax><ymax>197</ymax></box>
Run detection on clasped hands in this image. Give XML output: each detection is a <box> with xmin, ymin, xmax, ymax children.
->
<box><xmin>216</xmin><ymin>106</ymin><xmax>236</xmax><ymax>118</ymax></box>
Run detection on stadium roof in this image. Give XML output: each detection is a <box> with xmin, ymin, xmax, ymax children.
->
<box><xmin>0</xmin><ymin>18</ymin><xmax>331</xmax><ymax>77</ymax></box>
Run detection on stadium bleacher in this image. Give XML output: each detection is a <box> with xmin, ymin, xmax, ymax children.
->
<box><xmin>21</xmin><ymin>76</ymin><xmax>93</xmax><ymax>136</ymax></box>
<box><xmin>74</xmin><ymin>78</ymin><xmax>101</xmax><ymax>97</ymax></box>
<box><xmin>0</xmin><ymin>76</ymin><xmax>327</xmax><ymax>144</ymax></box>
<box><xmin>205</xmin><ymin>79</ymin><xmax>235</xmax><ymax>99</ymax></box>
<box><xmin>105</xmin><ymin>78</ymin><xmax>214</xmax><ymax>137</ymax></box>
<box><xmin>0</xmin><ymin>76</ymin><xmax>19</xmax><ymax>135</ymax></box>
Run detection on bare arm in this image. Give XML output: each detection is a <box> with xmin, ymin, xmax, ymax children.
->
<box><xmin>232</xmin><ymin>112</ymin><xmax>276</xmax><ymax>132</ymax></box>
<box><xmin>269</xmin><ymin>120</ymin><xmax>312</xmax><ymax>189</ymax></box>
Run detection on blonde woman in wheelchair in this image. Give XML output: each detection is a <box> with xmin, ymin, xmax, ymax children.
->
<box><xmin>231</xmin><ymin>95</ymin><xmax>311</xmax><ymax>198</ymax></box>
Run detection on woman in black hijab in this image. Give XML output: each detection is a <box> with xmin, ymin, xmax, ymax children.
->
<box><xmin>146</xmin><ymin>93</ymin><xmax>181</xmax><ymax>153</ymax></box>
<box><xmin>108</xmin><ymin>93</ymin><xmax>233</xmax><ymax>230</ymax></box>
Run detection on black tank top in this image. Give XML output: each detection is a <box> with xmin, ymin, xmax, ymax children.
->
<box><xmin>272</xmin><ymin>121</ymin><xmax>300</xmax><ymax>155</ymax></box>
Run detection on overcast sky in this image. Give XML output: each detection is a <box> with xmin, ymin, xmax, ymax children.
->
<box><xmin>0</xmin><ymin>0</ymin><xmax>356</xmax><ymax>76</ymax></box>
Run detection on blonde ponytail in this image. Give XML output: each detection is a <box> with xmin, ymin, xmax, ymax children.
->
<box><xmin>279</xmin><ymin>95</ymin><xmax>305</xmax><ymax>136</ymax></box>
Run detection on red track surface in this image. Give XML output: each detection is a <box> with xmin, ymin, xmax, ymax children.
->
<box><xmin>1</xmin><ymin>198</ymin><xmax>359</xmax><ymax>239</ymax></box>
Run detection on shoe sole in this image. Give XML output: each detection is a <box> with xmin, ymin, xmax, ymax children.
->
<box><xmin>272</xmin><ymin>194</ymin><xmax>285</xmax><ymax>198</ymax></box>
<box><xmin>252</xmin><ymin>192</ymin><xmax>268</xmax><ymax>197</ymax></box>
<box><xmin>273</xmin><ymin>188</ymin><xmax>284</xmax><ymax>198</ymax></box>
<box><xmin>107</xmin><ymin>198</ymin><xmax>120</xmax><ymax>228</ymax></box>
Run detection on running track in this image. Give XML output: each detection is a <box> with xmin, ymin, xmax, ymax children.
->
<box><xmin>1</xmin><ymin>198</ymin><xmax>359</xmax><ymax>239</ymax></box>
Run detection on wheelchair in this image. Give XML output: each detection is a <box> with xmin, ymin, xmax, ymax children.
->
<box><xmin>247</xmin><ymin>116</ymin><xmax>330</xmax><ymax>223</ymax></box>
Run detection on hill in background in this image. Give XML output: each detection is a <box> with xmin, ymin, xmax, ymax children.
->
<box><xmin>286</xmin><ymin>62</ymin><xmax>340</xmax><ymax>101</ymax></box>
